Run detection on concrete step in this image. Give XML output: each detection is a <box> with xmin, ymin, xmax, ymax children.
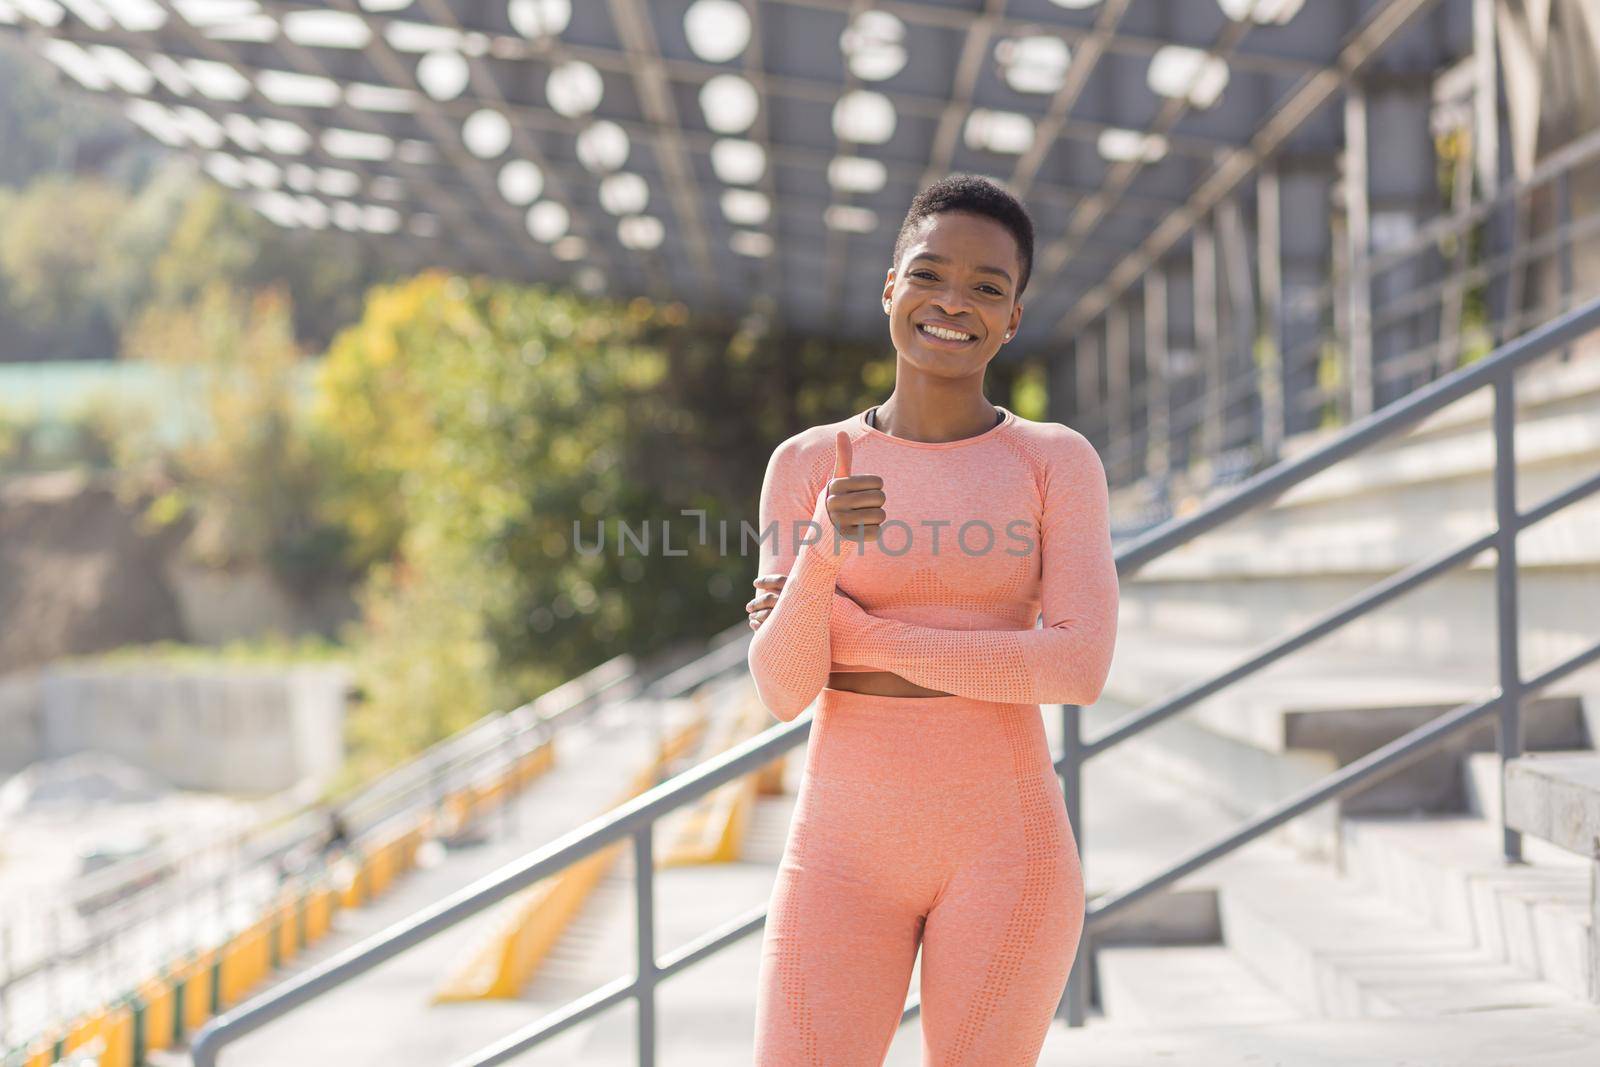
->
<box><xmin>1094</xmin><ymin>944</ymin><xmax>1301</xmax><ymax>1027</ymax></box>
<box><xmin>1214</xmin><ymin>850</ymin><xmax>1582</xmax><ymax>1018</ymax></box>
<box><xmin>1101</xmin><ymin>631</ymin><xmax>1587</xmax><ymax>758</ymax></box>
<box><xmin>1136</xmin><ymin>398</ymin><xmax>1600</xmax><ymax>561</ymax></box>
<box><xmin>1036</xmin><ymin>1001</ymin><xmax>1600</xmax><ymax>1066</ymax></box>
<box><xmin>1465</xmin><ymin>749</ymin><xmax>1505</xmax><ymax>818</ymax></box>
<box><xmin>1089</xmin><ymin>632</ymin><xmax>1592</xmax><ymax>858</ymax></box>
<box><xmin>1340</xmin><ymin>811</ymin><xmax>1594</xmax><ymax>1001</ymax></box>
<box><xmin>202</xmin><ymin>703</ymin><xmax>683</xmax><ymax>1067</ymax></box>
<box><xmin>1109</xmin><ymin>343</ymin><xmax>1600</xmax><ymax>527</ymax></box>
<box><xmin>1506</xmin><ymin>751</ymin><xmax>1600</xmax><ymax>855</ymax></box>
<box><xmin>1120</xmin><ymin>569</ymin><xmax>1600</xmax><ymax>686</ymax></box>
<box><xmin>483</xmin><ymin>692</ymin><xmax>1298</xmax><ymax>1063</ymax></box>
<box><xmin>1274</xmin><ymin>344</ymin><xmax>1600</xmax><ymax>463</ymax></box>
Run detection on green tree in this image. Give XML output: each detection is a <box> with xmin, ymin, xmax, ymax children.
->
<box><xmin>0</xmin><ymin>175</ymin><xmax>128</xmax><ymax>355</ymax></box>
<box><xmin>123</xmin><ymin>281</ymin><xmax>356</xmax><ymax>598</ymax></box>
<box><xmin>148</xmin><ymin>180</ymin><xmax>402</xmax><ymax>350</ymax></box>
<box><xmin>313</xmin><ymin>273</ymin><xmax>903</xmax><ymax>764</ymax></box>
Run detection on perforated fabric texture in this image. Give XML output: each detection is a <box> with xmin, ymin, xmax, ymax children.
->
<box><xmin>746</xmin><ymin>405</ymin><xmax>1119</xmax><ymax>721</ymax></box>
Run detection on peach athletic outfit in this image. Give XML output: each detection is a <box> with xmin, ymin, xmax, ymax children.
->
<box><xmin>747</xmin><ymin>404</ymin><xmax>1120</xmax><ymax>1065</ymax></box>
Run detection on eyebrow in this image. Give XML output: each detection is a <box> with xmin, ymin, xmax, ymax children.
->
<box><xmin>907</xmin><ymin>252</ymin><xmax>1013</xmax><ymax>285</ymax></box>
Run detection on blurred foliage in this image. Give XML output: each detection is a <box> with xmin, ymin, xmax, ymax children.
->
<box><xmin>314</xmin><ymin>272</ymin><xmax>897</xmax><ymax>765</ymax></box>
<box><xmin>0</xmin><ymin>176</ymin><xmax>129</xmax><ymax>356</ymax></box>
<box><xmin>0</xmin><ymin>163</ymin><xmax>400</xmax><ymax>358</ymax></box>
<box><xmin>65</xmin><ymin>632</ymin><xmax>348</xmax><ymax>666</ymax></box>
<box><xmin>0</xmin><ymin>37</ymin><xmax>152</xmax><ymax>190</ymax></box>
<box><xmin>122</xmin><ymin>281</ymin><xmax>359</xmax><ymax>599</ymax></box>
<box><xmin>0</xmin><ymin>41</ymin><xmax>394</xmax><ymax>356</ymax></box>
<box><xmin>144</xmin><ymin>179</ymin><xmax>395</xmax><ymax>348</ymax></box>
<box><xmin>0</xmin><ymin>395</ymin><xmax>157</xmax><ymax>475</ymax></box>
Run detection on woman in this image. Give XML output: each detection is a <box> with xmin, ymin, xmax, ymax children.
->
<box><xmin>743</xmin><ymin>174</ymin><xmax>1120</xmax><ymax>1065</ymax></box>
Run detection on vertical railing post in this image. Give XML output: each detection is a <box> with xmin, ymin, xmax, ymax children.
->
<box><xmin>1492</xmin><ymin>370</ymin><xmax>1524</xmax><ymax>864</ymax></box>
<box><xmin>1557</xmin><ymin>170</ymin><xmax>1574</xmax><ymax>363</ymax></box>
<box><xmin>634</xmin><ymin>825</ymin><xmax>657</xmax><ymax>1067</ymax></box>
<box><xmin>1056</xmin><ymin>703</ymin><xmax>1088</xmax><ymax>1026</ymax></box>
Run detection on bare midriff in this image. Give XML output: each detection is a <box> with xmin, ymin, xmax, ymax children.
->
<box><xmin>826</xmin><ymin>670</ymin><xmax>952</xmax><ymax>698</ymax></box>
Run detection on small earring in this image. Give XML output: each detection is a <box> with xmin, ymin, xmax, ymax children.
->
<box><xmin>1003</xmin><ymin>331</ymin><xmax>1013</xmax><ymax>341</ymax></box>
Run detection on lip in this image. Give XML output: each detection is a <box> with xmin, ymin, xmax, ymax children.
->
<box><xmin>915</xmin><ymin>320</ymin><xmax>980</xmax><ymax>347</ymax></box>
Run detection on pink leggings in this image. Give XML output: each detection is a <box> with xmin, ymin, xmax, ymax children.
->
<box><xmin>753</xmin><ymin>687</ymin><xmax>1085</xmax><ymax>1066</ymax></box>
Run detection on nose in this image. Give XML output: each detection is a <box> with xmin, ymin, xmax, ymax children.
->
<box><xmin>930</xmin><ymin>284</ymin><xmax>973</xmax><ymax>316</ymax></box>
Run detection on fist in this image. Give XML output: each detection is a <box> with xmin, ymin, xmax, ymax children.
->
<box><xmin>747</xmin><ymin>573</ymin><xmax>784</xmax><ymax>630</ymax></box>
<box><xmin>824</xmin><ymin>429</ymin><xmax>886</xmax><ymax>544</ymax></box>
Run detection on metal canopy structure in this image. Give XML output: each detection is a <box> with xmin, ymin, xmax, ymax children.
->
<box><xmin>2</xmin><ymin>0</ymin><xmax>1463</xmax><ymax>357</ymax></box>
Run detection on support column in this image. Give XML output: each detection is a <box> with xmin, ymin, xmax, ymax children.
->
<box><xmin>1217</xmin><ymin>196</ymin><xmax>1259</xmax><ymax>459</ymax></box>
<box><xmin>1473</xmin><ymin>0</ymin><xmax>1499</xmax><ymax>201</ymax></box>
<box><xmin>1165</xmin><ymin>251</ymin><xmax>1198</xmax><ymax>476</ymax></box>
<box><xmin>1049</xmin><ymin>339</ymin><xmax>1079</xmax><ymax>427</ymax></box>
<box><xmin>1076</xmin><ymin>325</ymin><xmax>1104</xmax><ymax>450</ymax></box>
<box><xmin>1257</xmin><ymin>165</ymin><xmax>1287</xmax><ymax>460</ymax></box>
<box><xmin>1143</xmin><ymin>268</ymin><xmax>1172</xmax><ymax>484</ymax></box>
<box><xmin>1193</xmin><ymin>217</ymin><xmax>1223</xmax><ymax>466</ymax></box>
<box><xmin>1366</xmin><ymin>74</ymin><xmax>1444</xmax><ymax>405</ymax></box>
<box><xmin>1105</xmin><ymin>299</ymin><xmax>1133</xmax><ymax>485</ymax></box>
<box><xmin>1343</xmin><ymin>83</ymin><xmax>1374</xmax><ymax>420</ymax></box>
<box><xmin>1278</xmin><ymin>157</ymin><xmax>1338</xmax><ymax>440</ymax></box>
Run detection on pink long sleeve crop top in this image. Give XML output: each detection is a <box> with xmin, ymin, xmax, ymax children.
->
<box><xmin>746</xmin><ymin>404</ymin><xmax>1120</xmax><ymax>722</ymax></box>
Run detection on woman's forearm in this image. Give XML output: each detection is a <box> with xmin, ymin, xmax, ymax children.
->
<box><xmin>746</xmin><ymin>486</ymin><xmax>853</xmax><ymax>721</ymax></box>
<box><xmin>829</xmin><ymin>592</ymin><xmax>1116</xmax><ymax>707</ymax></box>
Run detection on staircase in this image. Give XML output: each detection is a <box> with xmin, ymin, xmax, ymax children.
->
<box><xmin>179</xmin><ymin>319</ymin><xmax>1600</xmax><ymax>1066</ymax></box>
<box><xmin>610</xmin><ymin>341</ymin><xmax>1599</xmax><ymax>1065</ymax></box>
<box><xmin>1026</xmin><ymin>343</ymin><xmax>1600</xmax><ymax>1061</ymax></box>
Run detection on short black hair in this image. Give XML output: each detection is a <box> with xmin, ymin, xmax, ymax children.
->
<box><xmin>892</xmin><ymin>174</ymin><xmax>1035</xmax><ymax>294</ymax></box>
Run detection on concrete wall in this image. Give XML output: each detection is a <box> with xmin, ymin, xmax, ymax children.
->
<box><xmin>1</xmin><ymin>662</ymin><xmax>349</xmax><ymax>793</ymax></box>
<box><xmin>0</xmin><ymin>670</ymin><xmax>41</xmax><ymax>774</ymax></box>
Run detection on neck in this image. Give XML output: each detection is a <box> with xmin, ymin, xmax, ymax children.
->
<box><xmin>874</xmin><ymin>377</ymin><xmax>999</xmax><ymax>444</ymax></box>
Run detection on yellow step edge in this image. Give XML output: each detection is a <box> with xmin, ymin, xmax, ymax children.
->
<box><xmin>431</xmin><ymin>712</ymin><xmax>706</xmax><ymax>1002</ymax></box>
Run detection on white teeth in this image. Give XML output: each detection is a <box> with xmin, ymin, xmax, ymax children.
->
<box><xmin>921</xmin><ymin>324</ymin><xmax>975</xmax><ymax>342</ymax></box>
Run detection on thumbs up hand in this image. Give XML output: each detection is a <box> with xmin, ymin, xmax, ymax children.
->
<box><xmin>824</xmin><ymin>429</ymin><xmax>886</xmax><ymax>545</ymax></box>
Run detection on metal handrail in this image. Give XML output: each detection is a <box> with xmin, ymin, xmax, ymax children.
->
<box><xmin>0</xmin><ymin>651</ymin><xmax>641</xmax><ymax>1047</ymax></box>
<box><xmin>1050</xmin><ymin>294</ymin><xmax>1600</xmax><ymax>1023</ymax></box>
<box><xmin>192</xmin><ymin>296</ymin><xmax>1600</xmax><ymax>1064</ymax></box>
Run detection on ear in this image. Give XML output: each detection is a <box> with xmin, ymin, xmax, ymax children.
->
<box><xmin>1004</xmin><ymin>300</ymin><xmax>1024</xmax><ymax>342</ymax></box>
<box><xmin>882</xmin><ymin>267</ymin><xmax>896</xmax><ymax>314</ymax></box>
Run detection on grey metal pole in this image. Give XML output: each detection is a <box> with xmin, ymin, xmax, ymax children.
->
<box><xmin>1492</xmin><ymin>370</ymin><xmax>1525</xmax><ymax>863</ymax></box>
<box><xmin>1056</xmin><ymin>703</ymin><xmax>1088</xmax><ymax>1026</ymax></box>
<box><xmin>634</xmin><ymin>826</ymin><xmax>657</xmax><ymax>1067</ymax></box>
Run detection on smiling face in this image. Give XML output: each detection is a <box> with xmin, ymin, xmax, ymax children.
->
<box><xmin>883</xmin><ymin>210</ymin><xmax>1025</xmax><ymax>375</ymax></box>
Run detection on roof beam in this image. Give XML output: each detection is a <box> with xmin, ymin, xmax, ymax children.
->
<box><xmin>1009</xmin><ymin>0</ymin><xmax>1133</xmax><ymax>201</ymax></box>
<box><xmin>605</xmin><ymin>0</ymin><xmax>722</xmax><ymax>308</ymax></box>
<box><xmin>312</xmin><ymin>0</ymin><xmax>575</xmax><ymax>284</ymax></box>
<box><xmin>707</xmin><ymin>0</ymin><xmax>1329</xmax><ymax>81</ymax></box>
<box><xmin>18</xmin><ymin>3</ymin><xmax>523</xmax><ymax>278</ymax></box>
<box><xmin>1028</xmin><ymin>11</ymin><xmax>1258</xmax><ymax>298</ymax></box>
<box><xmin>1052</xmin><ymin>0</ymin><xmax>1448</xmax><ymax>338</ymax></box>
<box><xmin>404</xmin><ymin>0</ymin><xmax>632</xmax><ymax>295</ymax></box>
<box><xmin>160</xmin><ymin>0</ymin><xmax>531</xmax><ymax>279</ymax></box>
<box><xmin>12</xmin><ymin>15</ymin><xmax>1192</xmax><ymax>228</ymax></box>
<box><xmin>249</xmin><ymin>1</ymin><xmax>1254</xmax><ymax>161</ymax></box>
<box><xmin>919</xmin><ymin>0</ymin><xmax>1007</xmax><ymax>188</ymax></box>
<box><xmin>740</xmin><ymin>0</ymin><xmax>787</xmax><ymax>329</ymax></box>
<box><xmin>822</xmin><ymin>0</ymin><xmax>875</xmax><ymax>329</ymax></box>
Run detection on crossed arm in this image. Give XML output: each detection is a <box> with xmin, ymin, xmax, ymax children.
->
<box><xmin>746</xmin><ymin>432</ymin><xmax>1120</xmax><ymax>721</ymax></box>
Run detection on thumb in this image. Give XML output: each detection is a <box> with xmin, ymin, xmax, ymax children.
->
<box><xmin>833</xmin><ymin>429</ymin><xmax>852</xmax><ymax>480</ymax></box>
